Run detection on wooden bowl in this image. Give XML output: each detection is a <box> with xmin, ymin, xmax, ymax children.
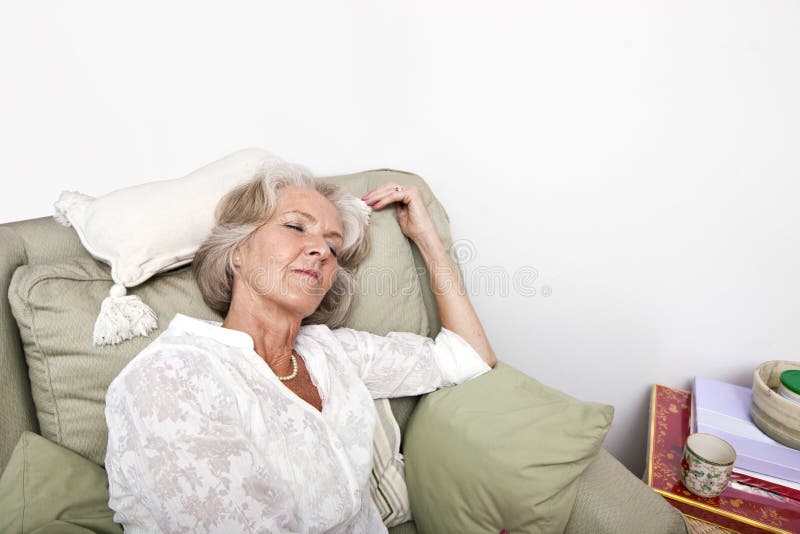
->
<box><xmin>751</xmin><ymin>360</ymin><xmax>800</xmax><ymax>450</ymax></box>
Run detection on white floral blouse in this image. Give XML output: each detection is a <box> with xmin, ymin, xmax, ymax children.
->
<box><xmin>104</xmin><ymin>313</ymin><xmax>491</xmax><ymax>533</ymax></box>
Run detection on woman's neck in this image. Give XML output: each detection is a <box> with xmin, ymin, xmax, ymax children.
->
<box><xmin>222</xmin><ymin>299</ymin><xmax>302</xmax><ymax>377</ymax></box>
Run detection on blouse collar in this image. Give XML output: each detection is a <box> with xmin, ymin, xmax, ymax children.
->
<box><xmin>167</xmin><ymin>313</ymin><xmax>255</xmax><ymax>350</ymax></box>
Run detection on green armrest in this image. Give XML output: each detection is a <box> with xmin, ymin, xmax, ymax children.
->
<box><xmin>565</xmin><ymin>449</ymin><xmax>688</xmax><ymax>534</ymax></box>
<box><xmin>403</xmin><ymin>362</ymin><xmax>614</xmax><ymax>533</ymax></box>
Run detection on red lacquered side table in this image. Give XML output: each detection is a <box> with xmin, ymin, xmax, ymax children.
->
<box><xmin>645</xmin><ymin>384</ymin><xmax>800</xmax><ymax>534</ymax></box>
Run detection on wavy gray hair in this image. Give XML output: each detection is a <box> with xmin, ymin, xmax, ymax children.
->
<box><xmin>193</xmin><ymin>162</ymin><xmax>371</xmax><ymax>327</ymax></box>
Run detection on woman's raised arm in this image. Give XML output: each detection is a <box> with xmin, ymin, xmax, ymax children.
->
<box><xmin>362</xmin><ymin>184</ymin><xmax>497</xmax><ymax>368</ymax></box>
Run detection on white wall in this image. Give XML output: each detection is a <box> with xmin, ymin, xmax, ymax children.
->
<box><xmin>2</xmin><ymin>1</ymin><xmax>799</xmax><ymax>475</ymax></box>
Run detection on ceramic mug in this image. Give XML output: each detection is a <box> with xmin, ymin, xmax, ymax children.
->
<box><xmin>680</xmin><ymin>433</ymin><xmax>736</xmax><ymax>498</ymax></box>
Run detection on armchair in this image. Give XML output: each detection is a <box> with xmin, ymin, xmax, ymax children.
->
<box><xmin>0</xmin><ymin>169</ymin><xmax>687</xmax><ymax>533</ymax></box>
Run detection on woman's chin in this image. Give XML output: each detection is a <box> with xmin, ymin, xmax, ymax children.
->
<box><xmin>282</xmin><ymin>298</ymin><xmax>325</xmax><ymax>321</ymax></box>
<box><xmin>252</xmin><ymin>288</ymin><xmax>326</xmax><ymax>321</ymax></box>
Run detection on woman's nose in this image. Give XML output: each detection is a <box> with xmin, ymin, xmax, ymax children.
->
<box><xmin>305</xmin><ymin>235</ymin><xmax>331</xmax><ymax>257</ymax></box>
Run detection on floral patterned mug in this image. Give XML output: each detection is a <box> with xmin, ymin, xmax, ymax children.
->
<box><xmin>680</xmin><ymin>433</ymin><xmax>736</xmax><ymax>498</ymax></box>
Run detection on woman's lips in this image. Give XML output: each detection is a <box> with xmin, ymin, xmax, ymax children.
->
<box><xmin>293</xmin><ymin>269</ymin><xmax>319</xmax><ymax>280</ymax></box>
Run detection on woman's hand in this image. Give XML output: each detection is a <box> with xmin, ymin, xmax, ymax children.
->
<box><xmin>361</xmin><ymin>184</ymin><xmax>437</xmax><ymax>244</ymax></box>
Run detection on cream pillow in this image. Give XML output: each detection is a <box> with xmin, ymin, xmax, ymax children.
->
<box><xmin>54</xmin><ymin>148</ymin><xmax>282</xmax><ymax>345</ymax></box>
<box><xmin>54</xmin><ymin>148</ymin><xmax>280</xmax><ymax>288</ymax></box>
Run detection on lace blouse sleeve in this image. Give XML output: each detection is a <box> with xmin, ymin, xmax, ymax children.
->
<box><xmin>330</xmin><ymin>327</ymin><xmax>491</xmax><ymax>399</ymax></box>
<box><xmin>104</xmin><ymin>348</ymin><xmax>299</xmax><ymax>533</ymax></box>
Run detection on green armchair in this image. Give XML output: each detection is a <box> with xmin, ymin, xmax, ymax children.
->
<box><xmin>0</xmin><ymin>169</ymin><xmax>687</xmax><ymax>533</ymax></box>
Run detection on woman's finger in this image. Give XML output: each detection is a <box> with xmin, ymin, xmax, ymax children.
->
<box><xmin>368</xmin><ymin>187</ymin><xmax>421</xmax><ymax>211</ymax></box>
<box><xmin>365</xmin><ymin>190</ymin><xmax>405</xmax><ymax>210</ymax></box>
<box><xmin>362</xmin><ymin>185</ymin><xmax>415</xmax><ymax>210</ymax></box>
<box><xmin>362</xmin><ymin>183</ymin><xmax>404</xmax><ymax>202</ymax></box>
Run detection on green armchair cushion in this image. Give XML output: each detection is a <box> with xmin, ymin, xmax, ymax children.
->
<box><xmin>404</xmin><ymin>362</ymin><xmax>614</xmax><ymax>534</ymax></box>
<box><xmin>0</xmin><ymin>431</ymin><xmax>122</xmax><ymax>534</ymax></box>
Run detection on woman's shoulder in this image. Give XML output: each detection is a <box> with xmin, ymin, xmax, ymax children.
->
<box><xmin>300</xmin><ymin>323</ymin><xmax>370</xmax><ymax>344</ymax></box>
<box><xmin>298</xmin><ymin>324</ymin><xmax>371</xmax><ymax>359</ymax></box>
<box><xmin>299</xmin><ymin>322</ymin><xmax>334</xmax><ymax>339</ymax></box>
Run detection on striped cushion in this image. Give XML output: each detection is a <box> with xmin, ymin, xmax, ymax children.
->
<box><xmin>371</xmin><ymin>399</ymin><xmax>412</xmax><ymax>526</ymax></box>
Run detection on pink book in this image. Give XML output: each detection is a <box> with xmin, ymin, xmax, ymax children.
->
<box><xmin>691</xmin><ymin>376</ymin><xmax>800</xmax><ymax>484</ymax></box>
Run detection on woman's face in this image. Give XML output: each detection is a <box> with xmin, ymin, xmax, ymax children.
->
<box><xmin>233</xmin><ymin>186</ymin><xmax>344</xmax><ymax>319</ymax></box>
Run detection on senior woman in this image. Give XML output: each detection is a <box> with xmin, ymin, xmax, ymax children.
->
<box><xmin>104</xmin><ymin>163</ymin><xmax>497</xmax><ymax>533</ymax></box>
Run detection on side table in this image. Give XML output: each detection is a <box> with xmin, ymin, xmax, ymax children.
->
<box><xmin>645</xmin><ymin>384</ymin><xmax>800</xmax><ymax>534</ymax></box>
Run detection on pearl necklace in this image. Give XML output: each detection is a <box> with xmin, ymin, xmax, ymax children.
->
<box><xmin>275</xmin><ymin>352</ymin><xmax>299</xmax><ymax>381</ymax></box>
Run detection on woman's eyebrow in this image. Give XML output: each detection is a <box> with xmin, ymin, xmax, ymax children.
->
<box><xmin>284</xmin><ymin>210</ymin><xmax>344</xmax><ymax>241</ymax></box>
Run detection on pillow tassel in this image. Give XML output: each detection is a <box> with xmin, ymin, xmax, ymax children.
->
<box><xmin>93</xmin><ymin>284</ymin><xmax>158</xmax><ymax>346</ymax></box>
<box><xmin>53</xmin><ymin>191</ymin><xmax>95</xmax><ymax>227</ymax></box>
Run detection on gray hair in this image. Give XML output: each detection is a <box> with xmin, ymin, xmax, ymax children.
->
<box><xmin>193</xmin><ymin>161</ymin><xmax>371</xmax><ymax>327</ymax></box>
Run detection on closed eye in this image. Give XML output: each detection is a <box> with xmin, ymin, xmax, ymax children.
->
<box><xmin>286</xmin><ymin>223</ymin><xmax>338</xmax><ymax>258</ymax></box>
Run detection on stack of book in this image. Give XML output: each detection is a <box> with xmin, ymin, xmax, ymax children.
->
<box><xmin>691</xmin><ymin>376</ymin><xmax>800</xmax><ymax>500</ymax></box>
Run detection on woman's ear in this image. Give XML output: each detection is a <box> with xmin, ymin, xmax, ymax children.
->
<box><xmin>231</xmin><ymin>231</ymin><xmax>257</xmax><ymax>271</ymax></box>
